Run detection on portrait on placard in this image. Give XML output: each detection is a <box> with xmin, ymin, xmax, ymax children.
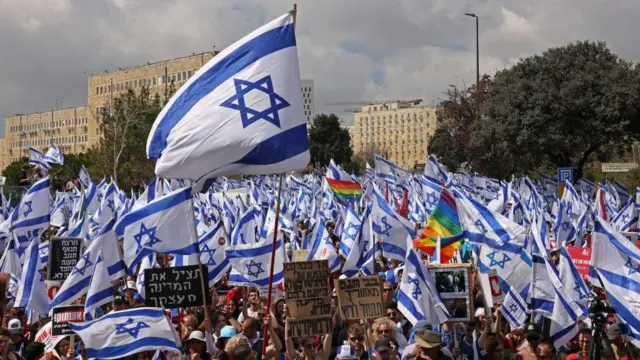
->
<box><xmin>428</xmin><ymin>263</ymin><xmax>473</xmax><ymax>322</ymax></box>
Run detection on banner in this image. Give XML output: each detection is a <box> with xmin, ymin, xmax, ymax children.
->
<box><xmin>144</xmin><ymin>265</ymin><xmax>209</xmax><ymax>308</ymax></box>
<box><xmin>52</xmin><ymin>305</ymin><xmax>85</xmax><ymax>336</ymax></box>
<box><xmin>47</xmin><ymin>238</ymin><xmax>83</xmax><ymax>281</ymax></box>
<box><xmin>284</xmin><ymin>260</ymin><xmax>331</xmax><ymax>337</ymax></box>
<box><xmin>335</xmin><ymin>276</ymin><xmax>385</xmax><ymax>320</ymax></box>
<box><xmin>566</xmin><ymin>246</ymin><xmax>592</xmax><ymax>280</ymax></box>
<box><xmin>35</xmin><ymin>322</ymin><xmax>64</xmax><ymax>352</ymax></box>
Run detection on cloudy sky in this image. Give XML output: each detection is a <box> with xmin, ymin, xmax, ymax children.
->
<box><xmin>1</xmin><ymin>0</ymin><xmax>639</xmax><ymax>134</ymax></box>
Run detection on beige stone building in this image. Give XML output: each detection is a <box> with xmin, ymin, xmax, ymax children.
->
<box><xmin>353</xmin><ymin>100</ymin><xmax>440</xmax><ymax>169</ymax></box>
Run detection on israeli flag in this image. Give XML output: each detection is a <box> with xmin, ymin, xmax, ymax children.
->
<box><xmin>419</xmin><ymin>176</ymin><xmax>442</xmax><ymax>215</ymax></box>
<box><xmin>342</xmin><ymin>206</ymin><xmax>373</xmax><ymax>278</ymax></box>
<box><xmin>15</xmin><ymin>238</ymin><xmax>48</xmax><ymax>320</ymax></box>
<box><xmin>306</xmin><ymin>219</ymin><xmax>341</xmax><ymax>273</ymax></box>
<box><xmin>38</xmin><ymin>241</ymin><xmax>49</xmax><ymax>265</ymax></box>
<box><xmin>85</xmin><ymin>249</ymin><xmax>114</xmax><ymax>320</ymax></box>
<box><xmin>92</xmin><ymin>182</ymin><xmax>117</xmax><ymax>229</ymax></box>
<box><xmin>0</xmin><ymin>239</ymin><xmax>21</xmax><ymax>298</ymax></box>
<box><xmin>370</xmin><ymin>186</ymin><xmax>415</xmax><ymax>262</ymax></box>
<box><xmin>424</xmin><ymin>155</ymin><xmax>448</xmax><ymax>184</ymax></box>
<box><xmin>115</xmin><ymin>187</ymin><xmax>199</xmax><ymax>273</ymax></box>
<box><xmin>136</xmin><ymin>254</ymin><xmax>157</xmax><ymax>301</ymax></box>
<box><xmin>50</xmin><ymin>219</ymin><xmax>125</xmax><ymax>310</ymax></box>
<box><xmin>50</xmin><ymin>198</ymin><xmax>66</xmax><ymax>228</ymax></box>
<box><xmin>231</xmin><ymin>205</ymin><xmax>262</xmax><ymax>245</ymax></box>
<box><xmin>43</xmin><ymin>143</ymin><xmax>64</xmax><ymax>165</ymax></box>
<box><xmin>590</xmin><ymin>217</ymin><xmax>640</xmax><ymax>344</ymax></box>
<box><xmin>78</xmin><ymin>165</ymin><xmax>92</xmax><ymax>189</ymax></box>
<box><xmin>28</xmin><ymin>147</ymin><xmax>51</xmax><ymax>170</ymax></box>
<box><xmin>12</xmin><ymin>177</ymin><xmax>51</xmax><ymax>248</ymax></box>
<box><xmin>612</xmin><ymin>198</ymin><xmax>636</xmax><ymax>232</ymax></box>
<box><xmin>557</xmin><ymin>247</ymin><xmax>589</xmax><ymax>319</ymax></box>
<box><xmin>397</xmin><ymin>237</ymin><xmax>449</xmax><ymax>326</ymax></box>
<box><xmin>340</xmin><ymin>207</ymin><xmax>362</xmax><ymax>259</ymax></box>
<box><xmin>147</xmin><ymin>13</ymin><xmax>309</xmax><ymax>187</ymax></box>
<box><xmin>375</xmin><ymin>155</ymin><xmax>409</xmax><ymax>185</ymax></box>
<box><xmin>198</xmin><ymin>221</ymin><xmax>231</xmax><ymax>288</ymax></box>
<box><xmin>70</xmin><ymin>307</ymin><xmax>183</xmax><ymax>360</ymax></box>
<box><xmin>226</xmin><ymin>236</ymin><xmax>284</xmax><ymax>287</ymax></box>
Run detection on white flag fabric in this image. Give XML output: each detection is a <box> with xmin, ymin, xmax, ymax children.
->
<box><xmin>115</xmin><ymin>187</ymin><xmax>199</xmax><ymax>273</ymax></box>
<box><xmin>147</xmin><ymin>13</ymin><xmax>309</xmax><ymax>188</ymax></box>
<box><xmin>198</xmin><ymin>221</ymin><xmax>231</xmax><ymax>288</ymax></box>
<box><xmin>28</xmin><ymin>147</ymin><xmax>51</xmax><ymax>170</ymax></box>
<box><xmin>230</xmin><ymin>205</ymin><xmax>261</xmax><ymax>245</ymax></box>
<box><xmin>43</xmin><ymin>144</ymin><xmax>64</xmax><ymax>165</ymax></box>
<box><xmin>11</xmin><ymin>177</ymin><xmax>51</xmax><ymax>249</ymax></box>
<box><xmin>15</xmin><ymin>238</ymin><xmax>48</xmax><ymax>320</ymax></box>
<box><xmin>226</xmin><ymin>237</ymin><xmax>284</xmax><ymax>287</ymax></box>
<box><xmin>84</xmin><ymin>249</ymin><xmax>114</xmax><ymax>320</ymax></box>
<box><xmin>370</xmin><ymin>186</ymin><xmax>415</xmax><ymax>262</ymax></box>
<box><xmin>306</xmin><ymin>219</ymin><xmax>341</xmax><ymax>272</ymax></box>
<box><xmin>0</xmin><ymin>239</ymin><xmax>21</xmax><ymax>298</ymax></box>
<box><xmin>136</xmin><ymin>254</ymin><xmax>158</xmax><ymax>301</ymax></box>
<box><xmin>69</xmin><ymin>307</ymin><xmax>182</xmax><ymax>360</ymax></box>
<box><xmin>339</xmin><ymin>207</ymin><xmax>361</xmax><ymax>259</ymax></box>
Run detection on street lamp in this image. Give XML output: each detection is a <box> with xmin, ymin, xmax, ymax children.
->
<box><xmin>465</xmin><ymin>13</ymin><xmax>479</xmax><ymax>85</ymax></box>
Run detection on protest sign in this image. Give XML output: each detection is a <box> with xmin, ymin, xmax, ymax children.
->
<box><xmin>335</xmin><ymin>275</ymin><xmax>384</xmax><ymax>321</ymax></box>
<box><xmin>35</xmin><ymin>322</ymin><xmax>64</xmax><ymax>352</ymax></box>
<box><xmin>144</xmin><ymin>265</ymin><xmax>209</xmax><ymax>308</ymax></box>
<box><xmin>46</xmin><ymin>280</ymin><xmax>63</xmax><ymax>302</ymax></box>
<box><xmin>47</xmin><ymin>237</ymin><xmax>83</xmax><ymax>281</ymax></box>
<box><xmin>566</xmin><ymin>246</ymin><xmax>592</xmax><ymax>280</ymax></box>
<box><xmin>429</xmin><ymin>263</ymin><xmax>474</xmax><ymax>322</ymax></box>
<box><xmin>52</xmin><ymin>305</ymin><xmax>84</xmax><ymax>336</ymax></box>
<box><xmin>487</xmin><ymin>269</ymin><xmax>504</xmax><ymax>303</ymax></box>
<box><xmin>294</xmin><ymin>250</ymin><xmax>310</xmax><ymax>262</ymax></box>
<box><xmin>284</xmin><ymin>260</ymin><xmax>331</xmax><ymax>337</ymax></box>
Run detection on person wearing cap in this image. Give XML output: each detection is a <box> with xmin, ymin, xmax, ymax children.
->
<box><xmin>517</xmin><ymin>323</ymin><xmax>542</xmax><ymax>360</ymax></box>
<box><xmin>373</xmin><ymin>339</ymin><xmax>398</xmax><ymax>360</ymax></box>
<box><xmin>336</xmin><ymin>344</ymin><xmax>356</xmax><ymax>360</ymax></box>
<box><xmin>186</xmin><ymin>331</ymin><xmax>213</xmax><ymax>360</ymax></box>
<box><xmin>215</xmin><ymin>326</ymin><xmax>237</xmax><ymax>354</ymax></box>
<box><xmin>412</xmin><ymin>330</ymin><xmax>449</xmax><ymax>360</ymax></box>
<box><xmin>0</xmin><ymin>329</ymin><xmax>20</xmax><ymax>360</ymax></box>
<box><xmin>401</xmin><ymin>321</ymin><xmax>432</xmax><ymax>360</ymax></box>
<box><xmin>7</xmin><ymin>319</ymin><xmax>29</xmax><ymax>358</ymax></box>
<box><xmin>605</xmin><ymin>323</ymin><xmax>628</xmax><ymax>360</ymax></box>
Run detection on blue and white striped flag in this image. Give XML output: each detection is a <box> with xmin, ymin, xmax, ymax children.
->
<box><xmin>43</xmin><ymin>144</ymin><xmax>64</xmax><ymax>165</ymax></box>
<box><xmin>115</xmin><ymin>187</ymin><xmax>199</xmax><ymax>274</ymax></box>
<box><xmin>375</xmin><ymin>155</ymin><xmax>409</xmax><ymax>185</ymax></box>
<box><xmin>0</xmin><ymin>239</ymin><xmax>21</xmax><ymax>298</ymax></box>
<box><xmin>50</xmin><ymin>219</ymin><xmax>125</xmax><ymax>310</ymax></box>
<box><xmin>557</xmin><ymin>247</ymin><xmax>589</xmax><ymax>319</ymax></box>
<box><xmin>339</xmin><ymin>207</ymin><xmax>361</xmax><ymax>259</ymax></box>
<box><xmin>226</xmin><ymin>237</ymin><xmax>284</xmax><ymax>287</ymax></box>
<box><xmin>231</xmin><ymin>205</ymin><xmax>261</xmax><ymax>245</ymax></box>
<box><xmin>370</xmin><ymin>186</ymin><xmax>415</xmax><ymax>262</ymax></box>
<box><xmin>70</xmin><ymin>308</ymin><xmax>183</xmax><ymax>360</ymax></box>
<box><xmin>591</xmin><ymin>217</ymin><xmax>640</xmax><ymax>344</ymax></box>
<box><xmin>397</xmin><ymin>237</ymin><xmax>449</xmax><ymax>326</ymax></box>
<box><xmin>198</xmin><ymin>221</ymin><xmax>231</xmax><ymax>288</ymax></box>
<box><xmin>306</xmin><ymin>219</ymin><xmax>341</xmax><ymax>273</ymax></box>
<box><xmin>78</xmin><ymin>165</ymin><xmax>92</xmax><ymax>189</ymax></box>
<box><xmin>136</xmin><ymin>254</ymin><xmax>158</xmax><ymax>301</ymax></box>
<box><xmin>424</xmin><ymin>155</ymin><xmax>448</xmax><ymax>184</ymax></box>
<box><xmin>147</xmin><ymin>13</ymin><xmax>309</xmax><ymax>188</ymax></box>
<box><xmin>342</xmin><ymin>206</ymin><xmax>373</xmax><ymax>278</ymax></box>
<box><xmin>85</xmin><ymin>249</ymin><xmax>114</xmax><ymax>320</ymax></box>
<box><xmin>15</xmin><ymin>238</ymin><xmax>48</xmax><ymax>320</ymax></box>
<box><xmin>28</xmin><ymin>147</ymin><xmax>51</xmax><ymax>170</ymax></box>
<box><xmin>12</xmin><ymin>177</ymin><xmax>51</xmax><ymax>249</ymax></box>
<box><xmin>612</xmin><ymin>198</ymin><xmax>637</xmax><ymax>232</ymax></box>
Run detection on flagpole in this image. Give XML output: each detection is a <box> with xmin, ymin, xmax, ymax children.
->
<box><xmin>261</xmin><ymin>172</ymin><xmax>284</xmax><ymax>357</ymax></box>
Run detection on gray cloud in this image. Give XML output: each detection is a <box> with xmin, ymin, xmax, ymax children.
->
<box><xmin>0</xmin><ymin>0</ymin><xmax>638</xmax><ymax>134</ymax></box>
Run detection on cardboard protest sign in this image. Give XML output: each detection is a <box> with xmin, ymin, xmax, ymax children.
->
<box><xmin>35</xmin><ymin>322</ymin><xmax>64</xmax><ymax>352</ymax></box>
<box><xmin>284</xmin><ymin>260</ymin><xmax>331</xmax><ymax>338</ymax></box>
<box><xmin>47</xmin><ymin>238</ymin><xmax>83</xmax><ymax>281</ymax></box>
<box><xmin>144</xmin><ymin>265</ymin><xmax>209</xmax><ymax>308</ymax></box>
<box><xmin>52</xmin><ymin>305</ymin><xmax>84</xmax><ymax>336</ymax></box>
<box><xmin>335</xmin><ymin>276</ymin><xmax>384</xmax><ymax>321</ymax></box>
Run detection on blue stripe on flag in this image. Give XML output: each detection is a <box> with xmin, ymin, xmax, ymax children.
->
<box><xmin>148</xmin><ymin>24</ymin><xmax>296</xmax><ymax>158</ymax></box>
<box><xmin>234</xmin><ymin>124</ymin><xmax>309</xmax><ymax>166</ymax></box>
<box><xmin>85</xmin><ymin>337</ymin><xmax>181</xmax><ymax>359</ymax></box>
<box><xmin>115</xmin><ymin>187</ymin><xmax>192</xmax><ymax>234</ymax></box>
<box><xmin>227</xmin><ymin>240</ymin><xmax>282</xmax><ymax>258</ymax></box>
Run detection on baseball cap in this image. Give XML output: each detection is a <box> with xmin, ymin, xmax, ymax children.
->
<box><xmin>125</xmin><ymin>281</ymin><xmax>137</xmax><ymax>291</ymax></box>
<box><xmin>413</xmin><ymin>321</ymin><xmax>433</xmax><ymax>335</ymax></box>
<box><xmin>336</xmin><ymin>345</ymin><xmax>355</xmax><ymax>359</ymax></box>
<box><xmin>219</xmin><ymin>326</ymin><xmax>237</xmax><ymax>339</ymax></box>
<box><xmin>7</xmin><ymin>319</ymin><xmax>22</xmax><ymax>335</ymax></box>
<box><xmin>607</xmin><ymin>323</ymin><xmax>622</xmax><ymax>341</ymax></box>
<box><xmin>524</xmin><ymin>323</ymin><xmax>542</xmax><ymax>339</ymax></box>
<box><xmin>374</xmin><ymin>339</ymin><xmax>395</xmax><ymax>353</ymax></box>
<box><xmin>187</xmin><ymin>330</ymin><xmax>206</xmax><ymax>343</ymax></box>
<box><xmin>415</xmin><ymin>330</ymin><xmax>441</xmax><ymax>349</ymax></box>
<box><xmin>474</xmin><ymin>308</ymin><xmax>486</xmax><ymax>317</ymax></box>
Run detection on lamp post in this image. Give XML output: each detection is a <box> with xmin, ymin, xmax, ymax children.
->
<box><xmin>465</xmin><ymin>13</ymin><xmax>479</xmax><ymax>85</ymax></box>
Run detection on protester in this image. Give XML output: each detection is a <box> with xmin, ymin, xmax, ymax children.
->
<box><xmin>0</xmin><ymin>329</ymin><xmax>20</xmax><ymax>360</ymax></box>
<box><xmin>7</xmin><ymin>319</ymin><xmax>29</xmax><ymax>358</ymax></box>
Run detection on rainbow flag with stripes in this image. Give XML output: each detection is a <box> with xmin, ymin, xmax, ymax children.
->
<box><xmin>326</xmin><ymin>178</ymin><xmax>362</xmax><ymax>204</ymax></box>
<box><xmin>414</xmin><ymin>188</ymin><xmax>464</xmax><ymax>263</ymax></box>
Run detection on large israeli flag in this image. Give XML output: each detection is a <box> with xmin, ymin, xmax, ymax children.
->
<box><xmin>147</xmin><ymin>13</ymin><xmax>309</xmax><ymax>187</ymax></box>
<box><xmin>370</xmin><ymin>186</ymin><xmax>415</xmax><ymax>262</ymax></box>
<box><xmin>198</xmin><ymin>221</ymin><xmax>231</xmax><ymax>288</ymax></box>
<box><xmin>84</xmin><ymin>249</ymin><xmax>114</xmax><ymax>320</ymax></box>
<box><xmin>115</xmin><ymin>187</ymin><xmax>199</xmax><ymax>273</ymax></box>
<box><xmin>69</xmin><ymin>308</ymin><xmax>183</xmax><ymax>360</ymax></box>
<box><xmin>15</xmin><ymin>238</ymin><xmax>48</xmax><ymax>320</ymax></box>
<box><xmin>43</xmin><ymin>143</ymin><xmax>64</xmax><ymax>165</ymax></box>
<box><xmin>28</xmin><ymin>147</ymin><xmax>51</xmax><ymax>170</ymax></box>
<box><xmin>226</xmin><ymin>236</ymin><xmax>284</xmax><ymax>287</ymax></box>
<box><xmin>12</xmin><ymin>177</ymin><xmax>51</xmax><ymax>248</ymax></box>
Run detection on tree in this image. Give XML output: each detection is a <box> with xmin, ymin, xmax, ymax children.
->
<box><xmin>2</xmin><ymin>157</ymin><xmax>29</xmax><ymax>187</ymax></box>
<box><xmin>477</xmin><ymin>41</ymin><xmax>640</xmax><ymax>180</ymax></box>
<box><xmin>307</xmin><ymin>113</ymin><xmax>353</xmax><ymax>168</ymax></box>
<box><xmin>90</xmin><ymin>87</ymin><xmax>161</xmax><ymax>190</ymax></box>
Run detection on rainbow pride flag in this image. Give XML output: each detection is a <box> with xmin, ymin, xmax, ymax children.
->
<box><xmin>414</xmin><ymin>188</ymin><xmax>464</xmax><ymax>263</ymax></box>
<box><xmin>326</xmin><ymin>178</ymin><xmax>362</xmax><ymax>204</ymax></box>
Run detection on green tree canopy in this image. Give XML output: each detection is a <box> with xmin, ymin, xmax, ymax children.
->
<box><xmin>476</xmin><ymin>41</ymin><xmax>640</xmax><ymax>180</ymax></box>
<box><xmin>308</xmin><ymin>113</ymin><xmax>353</xmax><ymax>168</ymax></box>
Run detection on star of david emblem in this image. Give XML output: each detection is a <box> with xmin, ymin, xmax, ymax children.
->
<box><xmin>372</xmin><ymin>216</ymin><xmax>392</xmax><ymax>237</ymax></box>
<box><xmin>22</xmin><ymin>201</ymin><xmax>33</xmax><ymax>218</ymax></box>
<box><xmin>573</xmin><ymin>284</ymin><xmax>588</xmax><ymax>300</ymax></box>
<box><xmin>622</xmin><ymin>214</ymin><xmax>631</xmax><ymax>223</ymax></box>
<box><xmin>37</xmin><ymin>269</ymin><xmax>45</xmax><ymax>282</ymax></box>
<box><xmin>343</xmin><ymin>223</ymin><xmax>359</xmax><ymax>242</ymax></box>
<box><xmin>106</xmin><ymin>199</ymin><xmax>115</xmax><ymax>213</ymax></box>
<box><xmin>487</xmin><ymin>250</ymin><xmax>511</xmax><ymax>269</ymax></box>
<box><xmin>566</xmin><ymin>202</ymin><xmax>573</xmax><ymax>216</ymax></box>
<box><xmin>408</xmin><ymin>275</ymin><xmax>421</xmax><ymax>300</ymax></box>
<box><xmin>71</xmin><ymin>253</ymin><xmax>94</xmax><ymax>276</ymax></box>
<box><xmin>201</xmin><ymin>244</ymin><xmax>217</xmax><ymax>266</ymax></box>
<box><xmin>134</xmin><ymin>223</ymin><xmax>162</xmax><ymax>252</ymax></box>
<box><xmin>246</xmin><ymin>259</ymin><xmax>265</xmax><ymax>278</ymax></box>
<box><xmin>425</xmin><ymin>193</ymin><xmax>438</xmax><ymax>207</ymax></box>
<box><xmin>97</xmin><ymin>193</ymin><xmax>103</xmax><ymax>203</ymax></box>
<box><xmin>509</xmin><ymin>303</ymin><xmax>519</xmax><ymax>313</ymax></box>
<box><xmin>561</xmin><ymin>221</ymin><xmax>572</xmax><ymax>231</ymax></box>
<box><xmin>624</xmin><ymin>257</ymin><xmax>640</xmax><ymax>276</ymax></box>
<box><xmin>115</xmin><ymin>318</ymin><xmax>150</xmax><ymax>338</ymax></box>
<box><xmin>475</xmin><ymin>220</ymin><xmax>487</xmax><ymax>234</ymax></box>
<box><xmin>220</xmin><ymin>75</ymin><xmax>290</xmax><ymax>128</ymax></box>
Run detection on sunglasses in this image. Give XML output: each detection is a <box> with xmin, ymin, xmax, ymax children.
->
<box><xmin>387</xmin><ymin>312</ymin><xmax>397</xmax><ymax>317</ymax></box>
<box><xmin>378</xmin><ymin>329</ymin><xmax>391</xmax><ymax>334</ymax></box>
<box><xmin>383</xmin><ymin>288</ymin><xmax>393</xmax><ymax>292</ymax></box>
<box><xmin>349</xmin><ymin>337</ymin><xmax>364</xmax><ymax>342</ymax></box>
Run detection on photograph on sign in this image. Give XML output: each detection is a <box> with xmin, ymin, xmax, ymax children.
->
<box><xmin>144</xmin><ymin>265</ymin><xmax>209</xmax><ymax>308</ymax></box>
<box><xmin>47</xmin><ymin>237</ymin><xmax>83</xmax><ymax>281</ymax></box>
<box><xmin>335</xmin><ymin>275</ymin><xmax>385</xmax><ymax>321</ymax></box>
<box><xmin>428</xmin><ymin>264</ymin><xmax>473</xmax><ymax>322</ymax></box>
<box><xmin>52</xmin><ymin>305</ymin><xmax>85</xmax><ymax>336</ymax></box>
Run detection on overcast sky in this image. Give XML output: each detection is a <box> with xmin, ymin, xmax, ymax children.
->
<box><xmin>1</xmin><ymin>0</ymin><xmax>639</xmax><ymax>135</ymax></box>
